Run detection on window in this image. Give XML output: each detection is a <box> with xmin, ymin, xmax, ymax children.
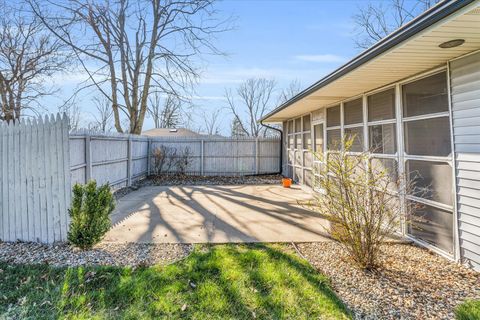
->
<box><xmin>326</xmin><ymin>105</ymin><xmax>340</xmax><ymax>127</ymax></box>
<box><xmin>407</xmin><ymin>160</ymin><xmax>453</xmax><ymax>205</ymax></box>
<box><xmin>313</xmin><ymin>124</ymin><xmax>324</xmax><ymax>153</ymax></box>
<box><xmin>295</xmin><ymin>118</ymin><xmax>302</xmax><ymax>132</ymax></box>
<box><xmin>403</xmin><ymin>71</ymin><xmax>453</xmax><ymax>254</ymax></box>
<box><xmin>368</xmin><ymin>88</ymin><xmax>395</xmax><ymax>121</ymax></box>
<box><xmin>404</xmin><ymin>117</ymin><xmax>451</xmax><ymax>157</ymax></box>
<box><xmin>327</xmin><ymin>129</ymin><xmax>341</xmax><ymax>150</ymax></box>
<box><xmin>369</xmin><ymin>124</ymin><xmax>396</xmax><ymax>154</ymax></box>
<box><xmin>343</xmin><ymin>98</ymin><xmax>363</xmax><ymax>125</ymax></box>
<box><xmin>408</xmin><ymin>204</ymin><xmax>453</xmax><ymax>253</ymax></box>
<box><xmin>295</xmin><ymin>133</ymin><xmax>302</xmax><ymax>150</ymax></box>
<box><xmin>371</xmin><ymin>158</ymin><xmax>398</xmax><ymax>191</ymax></box>
<box><xmin>344</xmin><ymin>127</ymin><xmax>363</xmax><ymax>152</ymax></box>
<box><xmin>303</xmin><ymin>133</ymin><xmax>311</xmax><ymax>149</ymax></box>
<box><xmin>402</xmin><ymin>72</ymin><xmax>448</xmax><ymax>117</ymax></box>
<box><xmin>303</xmin><ymin>115</ymin><xmax>311</xmax><ymax>131</ymax></box>
<box><xmin>288</xmin><ymin>120</ymin><xmax>293</xmax><ymax>133</ymax></box>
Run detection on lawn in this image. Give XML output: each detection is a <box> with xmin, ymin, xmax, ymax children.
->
<box><xmin>0</xmin><ymin>243</ymin><xmax>351</xmax><ymax>319</ymax></box>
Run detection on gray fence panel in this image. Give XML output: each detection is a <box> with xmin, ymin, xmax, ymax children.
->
<box><xmin>0</xmin><ymin>115</ymin><xmax>70</xmax><ymax>243</ymax></box>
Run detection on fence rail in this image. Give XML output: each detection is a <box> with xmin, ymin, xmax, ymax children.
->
<box><xmin>1</xmin><ymin>115</ymin><xmax>280</xmax><ymax>243</ymax></box>
<box><xmin>70</xmin><ymin>133</ymin><xmax>280</xmax><ymax>189</ymax></box>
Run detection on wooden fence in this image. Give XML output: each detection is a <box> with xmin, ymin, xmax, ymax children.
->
<box><xmin>1</xmin><ymin>115</ymin><xmax>280</xmax><ymax>243</ymax></box>
<box><xmin>70</xmin><ymin>133</ymin><xmax>281</xmax><ymax>189</ymax></box>
<box><xmin>0</xmin><ymin>115</ymin><xmax>71</xmax><ymax>243</ymax></box>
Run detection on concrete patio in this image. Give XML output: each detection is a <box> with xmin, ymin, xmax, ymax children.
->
<box><xmin>103</xmin><ymin>184</ymin><xmax>331</xmax><ymax>243</ymax></box>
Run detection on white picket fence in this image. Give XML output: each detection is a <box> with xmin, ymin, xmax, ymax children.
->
<box><xmin>0</xmin><ymin>115</ymin><xmax>71</xmax><ymax>243</ymax></box>
<box><xmin>0</xmin><ymin>114</ymin><xmax>280</xmax><ymax>243</ymax></box>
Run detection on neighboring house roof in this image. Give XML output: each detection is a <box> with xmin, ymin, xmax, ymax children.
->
<box><xmin>142</xmin><ymin>128</ymin><xmax>201</xmax><ymax>137</ymax></box>
<box><xmin>261</xmin><ymin>0</ymin><xmax>480</xmax><ymax>122</ymax></box>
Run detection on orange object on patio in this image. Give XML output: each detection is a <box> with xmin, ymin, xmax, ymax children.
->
<box><xmin>282</xmin><ymin>178</ymin><xmax>292</xmax><ymax>188</ymax></box>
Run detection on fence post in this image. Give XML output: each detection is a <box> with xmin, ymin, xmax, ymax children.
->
<box><xmin>255</xmin><ymin>138</ymin><xmax>259</xmax><ymax>175</ymax></box>
<box><xmin>127</xmin><ymin>136</ymin><xmax>132</xmax><ymax>186</ymax></box>
<box><xmin>200</xmin><ymin>139</ymin><xmax>204</xmax><ymax>176</ymax></box>
<box><xmin>147</xmin><ymin>138</ymin><xmax>151</xmax><ymax>176</ymax></box>
<box><xmin>85</xmin><ymin>135</ymin><xmax>92</xmax><ymax>183</ymax></box>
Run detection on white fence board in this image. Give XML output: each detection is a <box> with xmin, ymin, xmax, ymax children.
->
<box><xmin>2</xmin><ymin>121</ymin><xmax>280</xmax><ymax>244</ymax></box>
<box><xmin>0</xmin><ymin>116</ymin><xmax>71</xmax><ymax>243</ymax></box>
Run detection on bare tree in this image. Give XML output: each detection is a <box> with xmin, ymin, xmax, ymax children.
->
<box><xmin>231</xmin><ymin>117</ymin><xmax>247</xmax><ymax>137</ymax></box>
<box><xmin>59</xmin><ymin>100</ymin><xmax>82</xmax><ymax>131</ymax></box>
<box><xmin>30</xmin><ymin>0</ymin><xmax>230</xmax><ymax>134</ymax></box>
<box><xmin>0</xmin><ymin>1</ymin><xmax>69</xmax><ymax>122</ymax></box>
<box><xmin>202</xmin><ymin>108</ymin><xmax>222</xmax><ymax>136</ymax></box>
<box><xmin>148</xmin><ymin>92</ymin><xmax>182</xmax><ymax>128</ymax></box>
<box><xmin>90</xmin><ymin>96</ymin><xmax>113</xmax><ymax>132</ymax></box>
<box><xmin>226</xmin><ymin>78</ymin><xmax>276</xmax><ymax>138</ymax></box>
<box><xmin>277</xmin><ymin>79</ymin><xmax>302</xmax><ymax>105</ymax></box>
<box><xmin>353</xmin><ymin>0</ymin><xmax>438</xmax><ymax>49</ymax></box>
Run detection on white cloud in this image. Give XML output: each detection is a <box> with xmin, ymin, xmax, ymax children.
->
<box><xmin>294</xmin><ymin>54</ymin><xmax>346</xmax><ymax>63</ymax></box>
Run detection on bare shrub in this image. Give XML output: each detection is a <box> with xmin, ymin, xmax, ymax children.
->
<box><xmin>151</xmin><ymin>145</ymin><xmax>177</xmax><ymax>176</ymax></box>
<box><xmin>307</xmin><ymin>136</ymin><xmax>420</xmax><ymax>270</ymax></box>
<box><xmin>176</xmin><ymin>147</ymin><xmax>193</xmax><ymax>175</ymax></box>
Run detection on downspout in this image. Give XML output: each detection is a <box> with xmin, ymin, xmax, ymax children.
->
<box><xmin>260</xmin><ymin>120</ymin><xmax>283</xmax><ymax>175</ymax></box>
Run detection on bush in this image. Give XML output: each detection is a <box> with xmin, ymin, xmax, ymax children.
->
<box><xmin>307</xmin><ymin>136</ymin><xmax>418</xmax><ymax>269</ymax></box>
<box><xmin>151</xmin><ymin>145</ymin><xmax>177</xmax><ymax>175</ymax></box>
<box><xmin>67</xmin><ymin>180</ymin><xmax>115</xmax><ymax>249</ymax></box>
<box><xmin>455</xmin><ymin>300</ymin><xmax>480</xmax><ymax>320</ymax></box>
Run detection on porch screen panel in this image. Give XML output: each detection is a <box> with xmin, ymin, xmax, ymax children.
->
<box><xmin>403</xmin><ymin>71</ymin><xmax>454</xmax><ymax>254</ymax></box>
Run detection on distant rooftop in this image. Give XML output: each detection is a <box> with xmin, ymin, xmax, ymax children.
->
<box><xmin>142</xmin><ymin>128</ymin><xmax>201</xmax><ymax>137</ymax></box>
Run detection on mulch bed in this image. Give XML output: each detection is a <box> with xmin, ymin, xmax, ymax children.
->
<box><xmin>114</xmin><ymin>174</ymin><xmax>283</xmax><ymax>198</ymax></box>
<box><xmin>0</xmin><ymin>242</ymin><xmax>193</xmax><ymax>267</ymax></box>
<box><xmin>295</xmin><ymin>241</ymin><xmax>480</xmax><ymax>320</ymax></box>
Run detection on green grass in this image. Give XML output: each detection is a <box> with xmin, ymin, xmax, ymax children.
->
<box><xmin>0</xmin><ymin>243</ymin><xmax>351</xmax><ymax>319</ymax></box>
<box><xmin>455</xmin><ymin>300</ymin><xmax>480</xmax><ymax>320</ymax></box>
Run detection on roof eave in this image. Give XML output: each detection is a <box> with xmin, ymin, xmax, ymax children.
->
<box><xmin>260</xmin><ymin>0</ymin><xmax>475</xmax><ymax>123</ymax></box>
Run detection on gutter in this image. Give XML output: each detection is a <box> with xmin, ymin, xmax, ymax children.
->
<box><xmin>260</xmin><ymin>120</ymin><xmax>283</xmax><ymax>175</ymax></box>
<box><xmin>260</xmin><ymin>0</ymin><xmax>475</xmax><ymax>122</ymax></box>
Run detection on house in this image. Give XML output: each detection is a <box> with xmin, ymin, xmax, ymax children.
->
<box><xmin>260</xmin><ymin>0</ymin><xmax>480</xmax><ymax>270</ymax></box>
<box><xmin>142</xmin><ymin>128</ymin><xmax>202</xmax><ymax>137</ymax></box>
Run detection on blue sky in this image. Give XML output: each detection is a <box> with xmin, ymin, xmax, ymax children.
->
<box><xmin>46</xmin><ymin>0</ymin><xmax>364</xmax><ymax>134</ymax></box>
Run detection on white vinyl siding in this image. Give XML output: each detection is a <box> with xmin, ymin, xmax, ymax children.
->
<box><xmin>450</xmin><ymin>51</ymin><xmax>480</xmax><ymax>271</ymax></box>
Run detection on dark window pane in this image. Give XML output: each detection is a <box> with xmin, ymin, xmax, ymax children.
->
<box><xmin>403</xmin><ymin>72</ymin><xmax>448</xmax><ymax>117</ymax></box>
<box><xmin>288</xmin><ymin>135</ymin><xmax>294</xmax><ymax>149</ymax></box>
<box><xmin>368</xmin><ymin>88</ymin><xmax>395</xmax><ymax>121</ymax></box>
<box><xmin>327</xmin><ymin>105</ymin><xmax>340</xmax><ymax>127</ymax></box>
<box><xmin>344</xmin><ymin>98</ymin><xmax>363</xmax><ymax>125</ymax></box>
<box><xmin>288</xmin><ymin>120</ymin><xmax>293</xmax><ymax>134</ymax></box>
<box><xmin>404</xmin><ymin>117</ymin><xmax>451</xmax><ymax>156</ymax></box>
<box><xmin>371</xmin><ymin>158</ymin><xmax>398</xmax><ymax>191</ymax></box>
<box><xmin>295</xmin><ymin>118</ymin><xmax>301</xmax><ymax>133</ymax></box>
<box><xmin>344</xmin><ymin>127</ymin><xmax>363</xmax><ymax>152</ymax></box>
<box><xmin>295</xmin><ymin>133</ymin><xmax>301</xmax><ymax>149</ymax></box>
<box><xmin>408</xmin><ymin>203</ymin><xmax>453</xmax><ymax>253</ymax></box>
<box><xmin>327</xmin><ymin>129</ymin><xmax>341</xmax><ymax>150</ymax></box>
<box><xmin>303</xmin><ymin>132</ymin><xmax>311</xmax><ymax>149</ymax></box>
<box><xmin>314</xmin><ymin>124</ymin><xmax>324</xmax><ymax>153</ymax></box>
<box><xmin>303</xmin><ymin>115</ymin><xmax>311</xmax><ymax>131</ymax></box>
<box><xmin>407</xmin><ymin>160</ymin><xmax>453</xmax><ymax>205</ymax></box>
<box><xmin>369</xmin><ymin>123</ymin><xmax>397</xmax><ymax>154</ymax></box>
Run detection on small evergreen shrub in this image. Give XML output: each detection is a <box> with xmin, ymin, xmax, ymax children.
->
<box><xmin>67</xmin><ymin>180</ymin><xmax>115</xmax><ymax>249</ymax></box>
<box><xmin>455</xmin><ymin>300</ymin><xmax>480</xmax><ymax>320</ymax></box>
